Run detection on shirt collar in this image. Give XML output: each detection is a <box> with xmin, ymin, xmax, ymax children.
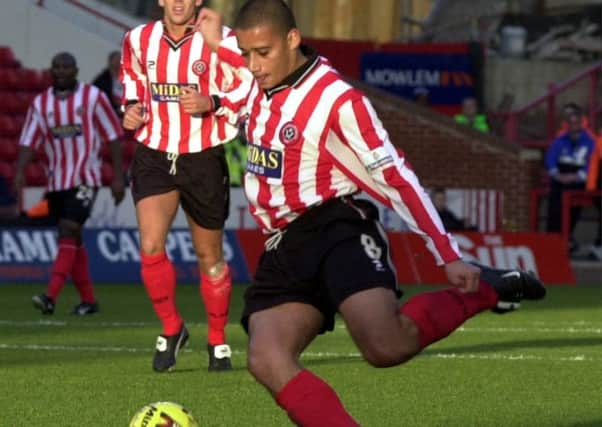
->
<box><xmin>265</xmin><ymin>45</ymin><xmax>319</xmax><ymax>98</ymax></box>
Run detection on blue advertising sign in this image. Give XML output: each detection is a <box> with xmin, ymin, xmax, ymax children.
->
<box><xmin>0</xmin><ymin>228</ymin><xmax>251</xmax><ymax>284</ymax></box>
<box><xmin>360</xmin><ymin>52</ymin><xmax>475</xmax><ymax>108</ymax></box>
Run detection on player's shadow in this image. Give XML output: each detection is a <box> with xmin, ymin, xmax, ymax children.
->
<box><xmin>424</xmin><ymin>336</ymin><xmax>601</xmax><ymax>356</ymax></box>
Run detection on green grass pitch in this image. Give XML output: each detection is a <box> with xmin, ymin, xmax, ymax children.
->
<box><xmin>0</xmin><ymin>283</ymin><xmax>600</xmax><ymax>427</ymax></box>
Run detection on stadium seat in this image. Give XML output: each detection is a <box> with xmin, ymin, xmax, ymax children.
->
<box><xmin>14</xmin><ymin>69</ymin><xmax>49</xmax><ymax>91</ymax></box>
<box><xmin>0</xmin><ymin>69</ymin><xmax>18</xmax><ymax>89</ymax></box>
<box><xmin>0</xmin><ymin>160</ymin><xmax>16</xmax><ymax>182</ymax></box>
<box><xmin>0</xmin><ymin>46</ymin><xmax>20</xmax><ymax>68</ymax></box>
<box><xmin>25</xmin><ymin>162</ymin><xmax>47</xmax><ymax>186</ymax></box>
<box><xmin>0</xmin><ymin>115</ymin><xmax>19</xmax><ymax>137</ymax></box>
<box><xmin>0</xmin><ymin>138</ymin><xmax>18</xmax><ymax>162</ymax></box>
<box><xmin>0</xmin><ymin>92</ymin><xmax>32</xmax><ymax>114</ymax></box>
<box><xmin>101</xmin><ymin>162</ymin><xmax>114</xmax><ymax>185</ymax></box>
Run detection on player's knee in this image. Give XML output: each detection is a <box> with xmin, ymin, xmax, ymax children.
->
<box><xmin>139</xmin><ymin>238</ymin><xmax>164</xmax><ymax>256</ymax></box>
<box><xmin>362</xmin><ymin>342</ymin><xmax>415</xmax><ymax>368</ymax></box>
<box><xmin>246</xmin><ymin>344</ymin><xmax>274</xmax><ymax>382</ymax></box>
<box><xmin>58</xmin><ymin>220</ymin><xmax>82</xmax><ymax>243</ymax></box>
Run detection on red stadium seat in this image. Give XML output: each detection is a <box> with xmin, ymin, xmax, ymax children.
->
<box><xmin>101</xmin><ymin>162</ymin><xmax>114</xmax><ymax>186</ymax></box>
<box><xmin>14</xmin><ymin>69</ymin><xmax>48</xmax><ymax>91</ymax></box>
<box><xmin>0</xmin><ymin>69</ymin><xmax>18</xmax><ymax>89</ymax></box>
<box><xmin>0</xmin><ymin>115</ymin><xmax>19</xmax><ymax>137</ymax></box>
<box><xmin>0</xmin><ymin>160</ymin><xmax>16</xmax><ymax>181</ymax></box>
<box><xmin>0</xmin><ymin>46</ymin><xmax>20</xmax><ymax>68</ymax></box>
<box><xmin>0</xmin><ymin>92</ymin><xmax>33</xmax><ymax>114</ymax></box>
<box><xmin>0</xmin><ymin>138</ymin><xmax>18</xmax><ymax>162</ymax></box>
<box><xmin>25</xmin><ymin>162</ymin><xmax>47</xmax><ymax>186</ymax></box>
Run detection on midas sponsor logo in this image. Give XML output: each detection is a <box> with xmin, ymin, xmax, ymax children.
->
<box><xmin>150</xmin><ymin>83</ymin><xmax>199</xmax><ymax>102</ymax></box>
<box><xmin>0</xmin><ymin>230</ymin><xmax>57</xmax><ymax>262</ymax></box>
<box><xmin>246</xmin><ymin>144</ymin><xmax>282</xmax><ymax>179</ymax></box>
<box><xmin>455</xmin><ymin>234</ymin><xmax>539</xmax><ymax>275</ymax></box>
<box><xmin>51</xmin><ymin>124</ymin><xmax>83</xmax><ymax>139</ymax></box>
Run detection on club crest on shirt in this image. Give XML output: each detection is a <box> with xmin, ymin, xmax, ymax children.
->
<box><xmin>279</xmin><ymin>121</ymin><xmax>301</xmax><ymax>146</ymax></box>
<box><xmin>192</xmin><ymin>60</ymin><xmax>207</xmax><ymax>76</ymax></box>
<box><xmin>51</xmin><ymin>124</ymin><xmax>83</xmax><ymax>139</ymax></box>
<box><xmin>150</xmin><ymin>83</ymin><xmax>199</xmax><ymax>102</ymax></box>
<box><xmin>246</xmin><ymin>143</ymin><xmax>283</xmax><ymax>179</ymax></box>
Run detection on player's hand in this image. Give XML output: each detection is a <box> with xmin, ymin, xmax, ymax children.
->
<box><xmin>179</xmin><ymin>86</ymin><xmax>212</xmax><ymax>115</ymax></box>
<box><xmin>444</xmin><ymin>260</ymin><xmax>481</xmax><ymax>293</ymax></box>
<box><xmin>110</xmin><ymin>175</ymin><xmax>125</xmax><ymax>206</ymax></box>
<box><xmin>195</xmin><ymin>7</ymin><xmax>223</xmax><ymax>52</ymax></box>
<box><xmin>122</xmin><ymin>103</ymin><xmax>146</xmax><ymax>130</ymax></box>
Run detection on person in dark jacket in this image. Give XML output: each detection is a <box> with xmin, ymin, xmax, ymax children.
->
<box><xmin>92</xmin><ymin>51</ymin><xmax>122</xmax><ymax>116</ymax></box>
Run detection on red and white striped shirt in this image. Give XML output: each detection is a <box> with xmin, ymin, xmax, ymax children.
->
<box><xmin>216</xmin><ymin>48</ymin><xmax>461</xmax><ymax>265</ymax></box>
<box><xmin>120</xmin><ymin>22</ymin><xmax>241</xmax><ymax>153</ymax></box>
<box><xmin>19</xmin><ymin>83</ymin><xmax>122</xmax><ymax>192</ymax></box>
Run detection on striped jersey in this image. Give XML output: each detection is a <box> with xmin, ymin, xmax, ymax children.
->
<box><xmin>19</xmin><ymin>83</ymin><xmax>123</xmax><ymax>192</ymax></box>
<box><xmin>215</xmin><ymin>45</ymin><xmax>461</xmax><ymax>265</ymax></box>
<box><xmin>120</xmin><ymin>21</ymin><xmax>241</xmax><ymax>153</ymax></box>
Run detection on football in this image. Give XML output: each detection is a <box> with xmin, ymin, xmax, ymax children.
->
<box><xmin>129</xmin><ymin>401</ymin><xmax>200</xmax><ymax>427</ymax></box>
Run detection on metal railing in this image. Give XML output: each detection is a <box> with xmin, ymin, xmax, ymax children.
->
<box><xmin>490</xmin><ymin>61</ymin><xmax>602</xmax><ymax>148</ymax></box>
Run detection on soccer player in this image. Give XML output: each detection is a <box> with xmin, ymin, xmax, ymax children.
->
<box><xmin>195</xmin><ymin>1</ymin><xmax>547</xmax><ymax>425</ymax></box>
<box><xmin>120</xmin><ymin>0</ymin><xmax>243</xmax><ymax>372</ymax></box>
<box><xmin>14</xmin><ymin>52</ymin><xmax>125</xmax><ymax>316</ymax></box>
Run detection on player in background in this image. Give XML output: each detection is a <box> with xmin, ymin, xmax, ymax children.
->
<box><xmin>120</xmin><ymin>0</ymin><xmax>245</xmax><ymax>372</ymax></box>
<box><xmin>14</xmin><ymin>52</ymin><xmax>125</xmax><ymax>316</ymax></box>
<box><xmin>196</xmin><ymin>1</ymin><xmax>547</xmax><ymax>425</ymax></box>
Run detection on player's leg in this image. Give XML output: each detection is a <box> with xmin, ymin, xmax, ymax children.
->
<box><xmin>186</xmin><ymin>217</ymin><xmax>233</xmax><ymax>371</ymax></box>
<box><xmin>131</xmin><ymin>144</ymin><xmax>185</xmax><ymax>372</ymax></box>
<box><xmin>331</xmin><ymin>217</ymin><xmax>545</xmax><ymax>366</ymax></box>
<box><xmin>247</xmin><ymin>303</ymin><xmax>360</xmax><ymax>427</ymax></box>
<box><xmin>63</xmin><ymin>185</ymin><xmax>99</xmax><ymax>315</ymax></box>
<box><xmin>178</xmin><ymin>145</ymin><xmax>232</xmax><ymax>371</ymax></box>
<box><xmin>32</xmin><ymin>188</ymin><xmax>85</xmax><ymax>314</ymax></box>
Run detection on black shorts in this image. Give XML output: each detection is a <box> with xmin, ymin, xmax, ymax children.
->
<box><xmin>46</xmin><ymin>185</ymin><xmax>98</xmax><ymax>225</ymax></box>
<box><xmin>241</xmin><ymin>197</ymin><xmax>402</xmax><ymax>334</ymax></box>
<box><xmin>130</xmin><ymin>143</ymin><xmax>230</xmax><ymax>229</ymax></box>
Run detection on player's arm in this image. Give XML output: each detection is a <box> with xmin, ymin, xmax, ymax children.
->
<box><xmin>14</xmin><ymin>104</ymin><xmax>44</xmax><ymax>197</ymax></box>
<box><xmin>95</xmin><ymin>92</ymin><xmax>125</xmax><ymax>205</ymax></box>
<box><xmin>328</xmin><ymin>94</ymin><xmax>479</xmax><ymax>290</ymax></box>
<box><xmin>120</xmin><ymin>29</ymin><xmax>147</xmax><ymax>129</ymax></box>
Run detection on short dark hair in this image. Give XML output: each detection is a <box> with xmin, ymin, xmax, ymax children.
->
<box><xmin>51</xmin><ymin>52</ymin><xmax>77</xmax><ymax>68</ymax></box>
<box><xmin>234</xmin><ymin>0</ymin><xmax>297</xmax><ymax>36</ymax></box>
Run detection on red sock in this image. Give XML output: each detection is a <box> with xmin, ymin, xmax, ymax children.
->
<box><xmin>276</xmin><ymin>370</ymin><xmax>360</xmax><ymax>427</ymax></box>
<box><xmin>400</xmin><ymin>282</ymin><xmax>498</xmax><ymax>349</ymax></box>
<box><xmin>141</xmin><ymin>252</ymin><xmax>182</xmax><ymax>336</ymax></box>
<box><xmin>47</xmin><ymin>237</ymin><xmax>77</xmax><ymax>301</ymax></box>
<box><xmin>71</xmin><ymin>245</ymin><xmax>96</xmax><ymax>303</ymax></box>
<box><xmin>200</xmin><ymin>264</ymin><xmax>232</xmax><ymax>345</ymax></box>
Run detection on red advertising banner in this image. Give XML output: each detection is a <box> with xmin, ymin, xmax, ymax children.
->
<box><xmin>236</xmin><ymin>231</ymin><xmax>575</xmax><ymax>285</ymax></box>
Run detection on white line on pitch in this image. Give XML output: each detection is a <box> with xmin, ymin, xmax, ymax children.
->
<box><xmin>1</xmin><ymin>320</ymin><xmax>600</xmax><ymax>334</ymax></box>
<box><xmin>0</xmin><ymin>343</ymin><xmax>598</xmax><ymax>363</ymax></box>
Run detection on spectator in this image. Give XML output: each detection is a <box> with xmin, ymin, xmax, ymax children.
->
<box><xmin>454</xmin><ymin>96</ymin><xmax>489</xmax><ymax>133</ymax></box>
<box><xmin>14</xmin><ymin>52</ymin><xmax>125</xmax><ymax>315</ymax></box>
<box><xmin>431</xmin><ymin>187</ymin><xmax>477</xmax><ymax>231</ymax></box>
<box><xmin>557</xmin><ymin>103</ymin><xmax>595</xmax><ymax>138</ymax></box>
<box><xmin>120</xmin><ymin>0</ymin><xmax>244</xmax><ymax>372</ymax></box>
<box><xmin>197</xmin><ymin>2</ymin><xmax>546</xmax><ymax>425</ymax></box>
<box><xmin>92</xmin><ymin>51</ymin><xmax>123</xmax><ymax>116</ymax></box>
<box><xmin>586</xmin><ymin>128</ymin><xmax>602</xmax><ymax>260</ymax></box>
<box><xmin>545</xmin><ymin>111</ymin><xmax>595</xmax><ymax>252</ymax></box>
